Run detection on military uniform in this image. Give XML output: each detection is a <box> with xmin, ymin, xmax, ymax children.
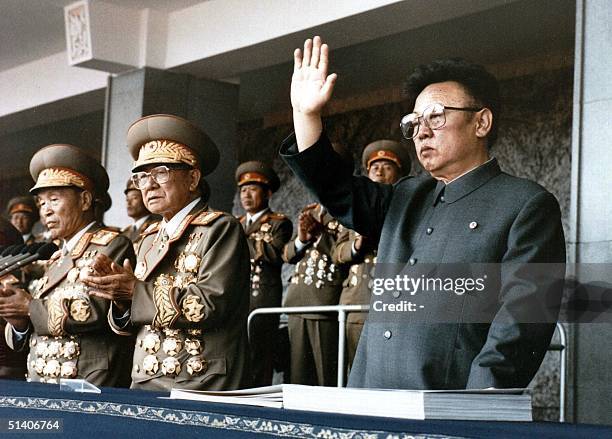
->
<box><xmin>283</xmin><ymin>205</ymin><xmax>347</xmax><ymax>386</ymax></box>
<box><xmin>120</xmin><ymin>178</ymin><xmax>161</xmax><ymax>247</ymax></box>
<box><xmin>236</xmin><ymin>160</ymin><xmax>293</xmax><ymax>386</ymax></box>
<box><xmin>332</xmin><ymin>228</ymin><xmax>376</xmax><ymax>369</ymax></box>
<box><xmin>6</xmin><ymin>196</ymin><xmax>40</xmax><ymax>245</ymax></box>
<box><xmin>4</xmin><ymin>144</ymin><xmax>136</xmax><ymax>387</ymax></box>
<box><xmin>332</xmin><ymin>139</ymin><xmax>410</xmax><ymax>371</ymax></box>
<box><xmin>110</xmin><ymin>114</ymin><xmax>250</xmax><ymax>392</ymax></box>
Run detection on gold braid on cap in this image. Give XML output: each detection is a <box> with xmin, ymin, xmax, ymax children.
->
<box><xmin>9</xmin><ymin>203</ymin><xmax>34</xmax><ymax>215</ymax></box>
<box><xmin>367</xmin><ymin>150</ymin><xmax>402</xmax><ymax>170</ymax></box>
<box><xmin>134</xmin><ymin>140</ymin><xmax>199</xmax><ymax>169</ymax></box>
<box><xmin>238</xmin><ymin>172</ymin><xmax>269</xmax><ymax>187</ymax></box>
<box><xmin>33</xmin><ymin>167</ymin><xmax>94</xmax><ymax>192</ymax></box>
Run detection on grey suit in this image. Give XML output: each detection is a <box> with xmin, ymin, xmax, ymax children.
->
<box><xmin>281</xmin><ymin>133</ymin><xmax>566</xmax><ymax>390</ymax></box>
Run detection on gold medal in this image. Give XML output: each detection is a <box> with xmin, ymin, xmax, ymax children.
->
<box><xmin>142</xmin><ymin>333</ymin><xmax>161</xmax><ymax>354</ymax></box>
<box><xmin>142</xmin><ymin>355</ymin><xmax>159</xmax><ymax>375</ymax></box>
<box><xmin>183</xmin><ymin>254</ymin><xmax>201</xmax><ymax>272</ymax></box>
<box><xmin>186</xmin><ymin>357</ymin><xmax>207</xmax><ymax>376</ymax></box>
<box><xmin>162</xmin><ymin>337</ymin><xmax>182</xmax><ymax>356</ymax></box>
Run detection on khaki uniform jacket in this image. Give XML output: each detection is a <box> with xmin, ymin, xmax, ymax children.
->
<box><xmin>121</xmin><ymin>215</ymin><xmax>161</xmax><ymax>248</ymax></box>
<box><xmin>239</xmin><ymin>211</ymin><xmax>292</xmax><ymax>311</ymax></box>
<box><xmin>332</xmin><ymin>228</ymin><xmax>376</xmax><ymax>324</ymax></box>
<box><xmin>5</xmin><ymin>224</ymin><xmax>136</xmax><ymax>387</ymax></box>
<box><xmin>283</xmin><ymin>208</ymin><xmax>348</xmax><ymax>319</ymax></box>
<box><xmin>112</xmin><ymin>201</ymin><xmax>251</xmax><ymax>391</ymax></box>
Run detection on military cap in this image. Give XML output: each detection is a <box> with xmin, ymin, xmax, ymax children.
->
<box><xmin>7</xmin><ymin>196</ymin><xmax>38</xmax><ymax>219</ymax></box>
<box><xmin>235</xmin><ymin>161</ymin><xmax>280</xmax><ymax>193</ymax></box>
<box><xmin>124</xmin><ymin>177</ymin><xmax>139</xmax><ymax>194</ymax></box>
<box><xmin>361</xmin><ymin>139</ymin><xmax>411</xmax><ymax>174</ymax></box>
<box><xmin>29</xmin><ymin>145</ymin><xmax>110</xmax><ymax>205</ymax></box>
<box><xmin>127</xmin><ymin>114</ymin><xmax>219</xmax><ymax>176</ymax></box>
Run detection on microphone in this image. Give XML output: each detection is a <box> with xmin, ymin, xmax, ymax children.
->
<box><xmin>0</xmin><ymin>242</ymin><xmax>59</xmax><ymax>277</ymax></box>
<box><xmin>0</xmin><ymin>244</ymin><xmax>29</xmax><ymax>268</ymax></box>
<box><xmin>0</xmin><ymin>243</ymin><xmax>44</xmax><ymax>271</ymax></box>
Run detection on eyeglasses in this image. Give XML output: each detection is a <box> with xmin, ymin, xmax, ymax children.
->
<box><xmin>131</xmin><ymin>165</ymin><xmax>186</xmax><ymax>190</ymax></box>
<box><xmin>400</xmin><ymin>103</ymin><xmax>483</xmax><ymax>139</ymax></box>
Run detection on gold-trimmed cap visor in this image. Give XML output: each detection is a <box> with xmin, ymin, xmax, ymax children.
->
<box><xmin>235</xmin><ymin>161</ymin><xmax>280</xmax><ymax>192</ymax></box>
<box><xmin>29</xmin><ymin>144</ymin><xmax>108</xmax><ymax>195</ymax></box>
<box><xmin>128</xmin><ymin>114</ymin><xmax>219</xmax><ymax>175</ymax></box>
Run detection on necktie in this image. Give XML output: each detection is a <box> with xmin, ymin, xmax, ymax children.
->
<box><xmin>246</xmin><ymin>218</ymin><xmax>252</xmax><ymax>228</ymax></box>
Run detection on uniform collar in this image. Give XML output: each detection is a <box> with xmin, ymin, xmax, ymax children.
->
<box><xmin>432</xmin><ymin>158</ymin><xmax>501</xmax><ymax>205</ymax></box>
<box><xmin>133</xmin><ymin>214</ymin><xmax>152</xmax><ymax>230</ymax></box>
<box><xmin>161</xmin><ymin>197</ymin><xmax>201</xmax><ymax>238</ymax></box>
<box><xmin>246</xmin><ymin>208</ymin><xmax>269</xmax><ymax>225</ymax></box>
<box><xmin>62</xmin><ymin>221</ymin><xmax>96</xmax><ymax>254</ymax></box>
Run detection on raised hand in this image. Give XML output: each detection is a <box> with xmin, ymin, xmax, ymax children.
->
<box><xmin>291</xmin><ymin>36</ymin><xmax>337</xmax><ymax>116</ymax></box>
<box><xmin>291</xmin><ymin>36</ymin><xmax>337</xmax><ymax>151</ymax></box>
<box><xmin>0</xmin><ymin>285</ymin><xmax>32</xmax><ymax>330</ymax></box>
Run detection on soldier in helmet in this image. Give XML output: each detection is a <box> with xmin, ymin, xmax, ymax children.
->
<box><xmin>0</xmin><ymin>144</ymin><xmax>135</xmax><ymax>386</ymax></box>
<box><xmin>82</xmin><ymin>114</ymin><xmax>250</xmax><ymax>391</ymax></box>
<box><xmin>332</xmin><ymin>140</ymin><xmax>411</xmax><ymax>372</ymax></box>
<box><xmin>121</xmin><ymin>178</ymin><xmax>161</xmax><ymax>248</ymax></box>
<box><xmin>236</xmin><ymin>161</ymin><xmax>292</xmax><ymax>387</ymax></box>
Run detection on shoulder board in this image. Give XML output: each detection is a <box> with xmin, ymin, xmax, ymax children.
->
<box><xmin>91</xmin><ymin>229</ymin><xmax>119</xmax><ymax>246</ymax></box>
<box><xmin>192</xmin><ymin>210</ymin><xmax>224</xmax><ymax>226</ymax></box>
<box><xmin>268</xmin><ymin>212</ymin><xmax>287</xmax><ymax>220</ymax></box>
<box><xmin>238</xmin><ymin>215</ymin><xmax>246</xmax><ymax>223</ymax></box>
<box><xmin>142</xmin><ymin>222</ymin><xmax>160</xmax><ymax>235</ymax></box>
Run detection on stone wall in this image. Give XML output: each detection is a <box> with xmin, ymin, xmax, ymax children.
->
<box><xmin>234</xmin><ymin>67</ymin><xmax>573</xmax><ymax>420</ymax></box>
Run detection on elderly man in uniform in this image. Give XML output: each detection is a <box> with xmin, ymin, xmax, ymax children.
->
<box><xmin>283</xmin><ymin>202</ymin><xmax>347</xmax><ymax>386</ymax></box>
<box><xmin>281</xmin><ymin>37</ymin><xmax>565</xmax><ymax>390</ymax></box>
<box><xmin>6</xmin><ymin>196</ymin><xmax>39</xmax><ymax>245</ymax></box>
<box><xmin>82</xmin><ymin>114</ymin><xmax>251</xmax><ymax>391</ymax></box>
<box><xmin>121</xmin><ymin>178</ymin><xmax>160</xmax><ymax>247</ymax></box>
<box><xmin>332</xmin><ymin>140</ymin><xmax>410</xmax><ymax>371</ymax></box>
<box><xmin>0</xmin><ymin>144</ymin><xmax>135</xmax><ymax>386</ymax></box>
<box><xmin>236</xmin><ymin>161</ymin><xmax>292</xmax><ymax>387</ymax></box>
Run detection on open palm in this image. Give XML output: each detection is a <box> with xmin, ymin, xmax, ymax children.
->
<box><xmin>291</xmin><ymin>36</ymin><xmax>337</xmax><ymax>115</ymax></box>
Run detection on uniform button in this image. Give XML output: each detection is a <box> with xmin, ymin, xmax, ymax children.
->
<box><xmin>426</xmin><ymin>227</ymin><xmax>433</xmax><ymax>235</ymax></box>
<box><xmin>383</xmin><ymin>330</ymin><xmax>392</xmax><ymax>339</ymax></box>
<box><xmin>469</xmin><ymin>221</ymin><xmax>478</xmax><ymax>229</ymax></box>
<box><xmin>440</xmin><ymin>196</ymin><xmax>445</xmax><ymax>203</ymax></box>
<box><xmin>409</xmin><ymin>258</ymin><xmax>417</xmax><ymax>265</ymax></box>
<box><xmin>392</xmin><ymin>290</ymin><xmax>401</xmax><ymax>298</ymax></box>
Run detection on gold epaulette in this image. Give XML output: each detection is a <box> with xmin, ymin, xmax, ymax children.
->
<box><xmin>91</xmin><ymin>228</ymin><xmax>119</xmax><ymax>246</ymax></box>
<box><xmin>268</xmin><ymin>212</ymin><xmax>287</xmax><ymax>220</ymax></box>
<box><xmin>238</xmin><ymin>215</ymin><xmax>245</xmax><ymax>223</ymax></box>
<box><xmin>142</xmin><ymin>222</ymin><xmax>160</xmax><ymax>235</ymax></box>
<box><xmin>191</xmin><ymin>210</ymin><xmax>224</xmax><ymax>226</ymax></box>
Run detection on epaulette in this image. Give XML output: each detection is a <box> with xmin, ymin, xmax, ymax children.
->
<box><xmin>192</xmin><ymin>210</ymin><xmax>224</xmax><ymax>226</ymax></box>
<box><xmin>142</xmin><ymin>222</ymin><xmax>160</xmax><ymax>236</ymax></box>
<box><xmin>268</xmin><ymin>212</ymin><xmax>287</xmax><ymax>220</ymax></box>
<box><xmin>104</xmin><ymin>226</ymin><xmax>122</xmax><ymax>233</ymax></box>
<box><xmin>91</xmin><ymin>228</ymin><xmax>119</xmax><ymax>246</ymax></box>
<box><xmin>238</xmin><ymin>215</ymin><xmax>246</xmax><ymax>223</ymax></box>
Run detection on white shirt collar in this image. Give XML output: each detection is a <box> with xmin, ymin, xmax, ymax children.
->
<box><xmin>161</xmin><ymin>198</ymin><xmax>201</xmax><ymax>238</ymax></box>
<box><xmin>446</xmin><ymin>157</ymin><xmax>494</xmax><ymax>185</ymax></box>
<box><xmin>22</xmin><ymin>233</ymin><xmax>32</xmax><ymax>243</ymax></box>
<box><xmin>133</xmin><ymin>214</ymin><xmax>151</xmax><ymax>230</ymax></box>
<box><xmin>246</xmin><ymin>208</ymin><xmax>269</xmax><ymax>225</ymax></box>
<box><xmin>63</xmin><ymin>222</ymin><xmax>96</xmax><ymax>254</ymax></box>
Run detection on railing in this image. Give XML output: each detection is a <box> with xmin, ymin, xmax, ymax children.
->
<box><xmin>247</xmin><ymin>308</ymin><xmax>568</xmax><ymax>421</ymax></box>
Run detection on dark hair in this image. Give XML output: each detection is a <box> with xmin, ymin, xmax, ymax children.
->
<box><xmin>404</xmin><ymin>58</ymin><xmax>500</xmax><ymax>148</ymax></box>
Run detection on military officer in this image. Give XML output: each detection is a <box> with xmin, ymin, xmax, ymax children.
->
<box><xmin>6</xmin><ymin>196</ymin><xmax>39</xmax><ymax>245</ymax></box>
<box><xmin>0</xmin><ymin>144</ymin><xmax>135</xmax><ymax>386</ymax></box>
<box><xmin>236</xmin><ymin>161</ymin><xmax>292</xmax><ymax>387</ymax></box>
<box><xmin>121</xmin><ymin>178</ymin><xmax>161</xmax><ymax>247</ymax></box>
<box><xmin>332</xmin><ymin>139</ymin><xmax>410</xmax><ymax>371</ymax></box>
<box><xmin>82</xmin><ymin>114</ymin><xmax>251</xmax><ymax>391</ymax></box>
<box><xmin>283</xmin><ymin>203</ymin><xmax>347</xmax><ymax>386</ymax></box>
